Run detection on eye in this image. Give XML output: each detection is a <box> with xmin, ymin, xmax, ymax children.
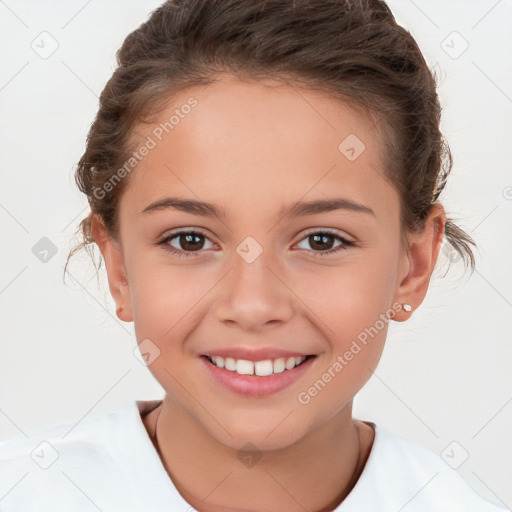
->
<box><xmin>158</xmin><ymin>229</ymin><xmax>216</xmax><ymax>258</ymax></box>
<box><xmin>158</xmin><ymin>229</ymin><xmax>354</xmax><ymax>258</ymax></box>
<box><xmin>295</xmin><ymin>230</ymin><xmax>355</xmax><ymax>256</ymax></box>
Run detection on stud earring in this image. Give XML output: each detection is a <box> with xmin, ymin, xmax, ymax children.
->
<box><xmin>402</xmin><ymin>304</ymin><xmax>412</xmax><ymax>312</ymax></box>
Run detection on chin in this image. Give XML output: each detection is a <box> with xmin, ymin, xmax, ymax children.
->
<box><xmin>206</xmin><ymin>413</ymin><xmax>312</xmax><ymax>453</ymax></box>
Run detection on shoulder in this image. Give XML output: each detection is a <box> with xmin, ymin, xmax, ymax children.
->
<box><xmin>0</xmin><ymin>400</ymin><xmax>148</xmax><ymax>511</ymax></box>
<box><xmin>340</xmin><ymin>422</ymin><xmax>509</xmax><ymax>512</ymax></box>
<box><xmin>0</xmin><ymin>401</ymin><xmax>135</xmax><ymax>464</ymax></box>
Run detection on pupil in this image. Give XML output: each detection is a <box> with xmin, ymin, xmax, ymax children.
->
<box><xmin>310</xmin><ymin>234</ymin><xmax>333</xmax><ymax>251</ymax></box>
<box><xmin>181</xmin><ymin>234</ymin><xmax>203</xmax><ymax>251</ymax></box>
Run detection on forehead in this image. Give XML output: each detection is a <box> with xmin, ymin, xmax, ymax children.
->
<box><xmin>122</xmin><ymin>75</ymin><xmax>398</xmax><ymax>222</ymax></box>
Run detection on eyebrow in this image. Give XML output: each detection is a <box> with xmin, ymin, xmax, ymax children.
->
<box><xmin>140</xmin><ymin>196</ymin><xmax>375</xmax><ymax>218</ymax></box>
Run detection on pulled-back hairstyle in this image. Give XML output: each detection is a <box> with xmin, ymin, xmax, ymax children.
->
<box><xmin>65</xmin><ymin>0</ymin><xmax>476</xmax><ymax>278</ymax></box>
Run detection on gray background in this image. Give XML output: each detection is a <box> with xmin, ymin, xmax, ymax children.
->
<box><xmin>0</xmin><ymin>0</ymin><xmax>511</xmax><ymax>507</ymax></box>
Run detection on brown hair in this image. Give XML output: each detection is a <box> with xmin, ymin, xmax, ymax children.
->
<box><xmin>64</xmin><ymin>0</ymin><xmax>476</xmax><ymax>279</ymax></box>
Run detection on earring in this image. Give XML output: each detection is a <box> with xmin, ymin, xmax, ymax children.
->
<box><xmin>402</xmin><ymin>303</ymin><xmax>412</xmax><ymax>312</ymax></box>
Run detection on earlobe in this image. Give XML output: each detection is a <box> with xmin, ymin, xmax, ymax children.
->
<box><xmin>90</xmin><ymin>215</ymin><xmax>133</xmax><ymax>323</ymax></box>
<box><xmin>392</xmin><ymin>203</ymin><xmax>446</xmax><ymax>322</ymax></box>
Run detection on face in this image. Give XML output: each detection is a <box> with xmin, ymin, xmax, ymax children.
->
<box><xmin>95</xmin><ymin>74</ymin><xmax>443</xmax><ymax>451</ymax></box>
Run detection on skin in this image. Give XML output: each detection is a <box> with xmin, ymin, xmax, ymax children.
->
<box><xmin>92</xmin><ymin>74</ymin><xmax>445</xmax><ymax>512</ymax></box>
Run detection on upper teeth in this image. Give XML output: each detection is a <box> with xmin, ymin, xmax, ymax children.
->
<box><xmin>209</xmin><ymin>355</ymin><xmax>307</xmax><ymax>376</ymax></box>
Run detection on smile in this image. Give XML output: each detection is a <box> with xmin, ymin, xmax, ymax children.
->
<box><xmin>200</xmin><ymin>354</ymin><xmax>317</xmax><ymax>398</ymax></box>
<box><xmin>204</xmin><ymin>354</ymin><xmax>310</xmax><ymax>376</ymax></box>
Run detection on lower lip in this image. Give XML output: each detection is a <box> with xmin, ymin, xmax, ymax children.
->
<box><xmin>200</xmin><ymin>356</ymin><xmax>316</xmax><ymax>398</ymax></box>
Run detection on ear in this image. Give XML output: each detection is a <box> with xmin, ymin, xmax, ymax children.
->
<box><xmin>392</xmin><ymin>203</ymin><xmax>446</xmax><ymax>322</ymax></box>
<box><xmin>90</xmin><ymin>214</ymin><xmax>133</xmax><ymax>322</ymax></box>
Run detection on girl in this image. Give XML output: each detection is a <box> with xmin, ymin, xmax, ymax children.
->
<box><xmin>0</xmin><ymin>0</ymin><xmax>508</xmax><ymax>510</ymax></box>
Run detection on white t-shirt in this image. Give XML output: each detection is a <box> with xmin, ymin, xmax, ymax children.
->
<box><xmin>0</xmin><ymin>399</ymin><xmax>508</xmax><ymax>512</ymax></box>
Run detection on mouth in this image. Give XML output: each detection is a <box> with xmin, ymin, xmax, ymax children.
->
<box><xmin>202</xmin><ymin>354</ymin><xmax>314</xmax><ymax>376</ymax></box>
<box><xmin>200</xmin><ymin>353</ymin><xmax>318</xmax><ymax>398</ymax></box>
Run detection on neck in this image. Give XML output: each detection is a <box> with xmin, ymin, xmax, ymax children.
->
<box><xmin>145</xmin><ymin>397</ymin><xmax>373</xmax><ymax>512</ymax></box>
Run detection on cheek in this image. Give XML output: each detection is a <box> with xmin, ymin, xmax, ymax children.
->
<box><xmin>129</xmin><ymin>262</ymin><xmax>202</xmax><ymax>331</ymax></box>
<box><xmin>128</xmin><ymin>268</ymin><xmax>205</xmax><ymax>401</ymax></box>
<box><xmin>297</xmin><ymin>248</ymin><xmax>398</xmax><ymax>339</ymax></box>
<box><xmin>129</xmin><ymin>264</ymin><xmax>218</xmax><ymax>375</ymax></box>
<box><xmin>296</xmin><ymin>298</ymin><xmax>390</xmax><ymax>419</ymax></box>
<box><xmin>129</xmin><ymin>275</ymin><xmax>178</xmax><ymax>371</ymax></box>
<box><xmin>292</xmin><ymin>252</ymin><xmax>397</xmax><ymax>407</ymax></box>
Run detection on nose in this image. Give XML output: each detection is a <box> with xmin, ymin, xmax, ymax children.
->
<box><xmin>213</xmin><ymin>250</ymin><xmax>295</xmax><ymax>332</ymax></box>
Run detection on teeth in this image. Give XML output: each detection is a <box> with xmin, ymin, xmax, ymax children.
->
<box><xmin>207</xmin><ymin>355</ymin><xmax>307</xmax><ymax>376</ymax></box>
<box><xmin>224</xmin><ymin>357</ymin><xmax>236</xmax><ymax>371</ymax></box>
<box><xmin>212</xmin><ymin>355</ymin><xmax>224</xmax><ymax>368</ymax></box>
<box><xmin>236</xmin><ymin>359</ymin><xmax>254</xmax><ymax>375</ymax></box>
<box><xmin>273</xmin><ymin>358</ymin><xmax>286</xmax><ymax>374</ymax></box>
<box><xmin>254</xmin><ymin>360</ymin><xmax>273</xmax><ymax>376</ymax></box>
<box><xmin>285</xmin><ymin>357</ymin><xmax>296</xmax><ymax>370</ymax></box>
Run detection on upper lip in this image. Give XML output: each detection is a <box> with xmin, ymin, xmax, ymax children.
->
<box><xmin>201</xmin><ymin>347</ymin><xmax>313</xmax><ymax>361</ymax></box>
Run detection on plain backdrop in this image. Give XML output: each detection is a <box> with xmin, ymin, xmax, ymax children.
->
<box><xmin>0</xmin><ymin>0</ymin><xmax>511</xmax><ymax>507</ymax></box>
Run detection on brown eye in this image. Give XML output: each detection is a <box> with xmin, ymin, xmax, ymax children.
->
<box><xmin>174</xmin><ymin>233</ymin><xmax>205</xmax><ymax>251</ymax></box>
<box><xmin>296</xmin><ymin>231</ymin><xmax>354</xmax><ymax>256</ymax></box>
<box><xmin>308</xmin><ymin>233</ymin><xmax>336</xmax><ymax>251</ymax></box>
<box><xmin>159</xmin><ymin>230</ymin><xmax>215</xmax><ymax>257</ymax></box>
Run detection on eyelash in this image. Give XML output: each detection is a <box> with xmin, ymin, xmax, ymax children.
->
<box><xmin>157</xmin><ymin>229</ymin><xmax>355</xmax><ymax>258</ymax></box>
